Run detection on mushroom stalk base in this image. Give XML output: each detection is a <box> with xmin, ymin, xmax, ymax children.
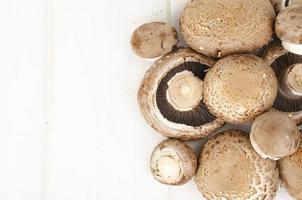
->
<box><xmin>282</xmin><ymin>41</ymin><xmax>302</xmax><ymax>56</ymax></box>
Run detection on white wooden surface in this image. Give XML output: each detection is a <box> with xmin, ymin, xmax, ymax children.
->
<box><xmin>0</xmin><ymin>0</ymin><xmax>295</xmax><ymax>199</ymax></box>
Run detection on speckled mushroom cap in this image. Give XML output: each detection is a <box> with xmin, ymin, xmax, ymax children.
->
<box><xmin>138</xmin><ymin>48</ymin><xmax>224</xmax><ymax>140</ymax></box>
<box><xmin>203</xmin><ymin>54</ymin><xmax>278</xmax><ymax>124</ymax></box>
<box><xmin>250</xmin><ymin>111</ymin><xmax>300</xmax><ymax>160</ymax></box>
<box><xmin>195</xmin><ymin>130</ymin><xmax>279</xmax><ymax>200</ymax></box>
<box><xmin>275</xmin><ymin>5</ymin><xmax>302</xmax><ymax>55</ymax></box>
<box><xmin>150</xmin><ymin>139</ymin><xmax>197</xmax><ymax>185</ymax></box>
<box><xmin>179</xmin><ymin>0</ymin><xmax>275</xmax><ymax>58</ymax></box>
<box><xmin>130</xmin><ymin>22</ymin><xmax>178</xmax><ymax>59</ymax></box>
<box><xmin>278</xmin><ymin>134</ymin><xmax>302</xmax><ymax>200</ymax></box>
<box><xmin>264</xmin><ymin>44</ymin><xmax>302</xmax><ymax>125</ymax></box>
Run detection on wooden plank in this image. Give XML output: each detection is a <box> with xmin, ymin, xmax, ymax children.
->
<box><xmin>0</xmin><ymin>0</ymin><xmax>44</xmax><ymax>199</ymax></box>
<box><xmin>48</xmin><ymin>0</ymin><xmax>171</xmax><ymax>199</ymax></box>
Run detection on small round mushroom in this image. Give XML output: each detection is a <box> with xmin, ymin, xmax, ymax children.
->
<box><xmin>203</xmin><ymin>54</ymin><xmax>277</xmax><ymax>124</ymax></box>
<box><xmin>179</xmin><ymin>0</ymin><xmax>275</xmax><ymax>57</ymax></box>
<box><xmin>278</xmin><ymin>133</ymin><xmax>302</xmax><ymax>199</ymax></box>
<box><xmin>264</xmin><ymin>45</ymin><xmax>302</xmax><ymax>125</ymax></box>
<box><xmin>195</xmin><ymin>130</ymin><xmax>279</xmax><ymax>199</ymax></box>
<box><xmin>275</xmin><ymin>5</ymin><xmax>302</xmax><ymax>55</ymax></box>
<box><xmin>138</xmin><ymin>48</ymin><xmax>224</xmax><ymax>140</ymax></box>
<box><xmin>250</xmin><ymin>111</ymin><xmax>300</xmax><ymax>160</ymax></box>
<box><xmin>130</xmin><ymin>22</ymin><xmax>178</xmax><ymax>59</ymax></box>
<box><xmin>150</xmin><ymin>139</ymin><xmax>197</xmax><ymax>185</ymax></box>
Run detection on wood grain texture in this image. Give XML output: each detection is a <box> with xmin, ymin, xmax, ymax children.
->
<box><xmin>0</xmin><ymin>0</ymin><xmax>295</xmax><ymax>199</ymax></box>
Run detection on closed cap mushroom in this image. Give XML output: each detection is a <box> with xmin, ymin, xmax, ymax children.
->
<box><xmin>203</xmin><ymin>54</ymin><xmax>278</xmax><ymax>124</ymax></box>
<box><xmin>264</xmin><ymin>45</ymin><xmax>302</xmax><ymax>125</ymax></box>
<box><xmin>130</xmin><ymin>22</ymin><xmax>178</xmax><ymax>59</ymax></box>
<box><xmin>250</xmin><ymin>111</ymin><xmax>300</xmax><ymax>160</ymax></box>
<box><xmin>195</xmin><ymin>130</ymin><xmax>279</xmax><ymax>199</ymax></box>
<box><xmin>150</xmin><ymin>139</ymin><xmax>197</xmax><ymax>185</ymax></box>
<box><xmin>275</xmin><ymin>5</ymin><xmax>302</xmax><ymax>55</ymax></box>
<box><xmin>278</xmin><ymin>133</ymin><xmax>302</xmax><ymax>200</ymax></box>
<box><xmin>138</xmin><ymin>48</ymin><xmax>224</xmax><ymax>140</ymax></box>
<box><xmin>179</xmin><ymin>0</ymin><xmax>275</xmax><ymax>57</ymax></box>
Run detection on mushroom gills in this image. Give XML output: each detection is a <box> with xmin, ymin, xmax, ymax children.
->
<box><xmin>272</xmin><ymin>52</ymin><xmax>302</xmax><ymax>111</ymax></box>
<box><xmin>156</xmin><ymin>62</ymin><xmax>215</xmax><ymax>126</ymax></box>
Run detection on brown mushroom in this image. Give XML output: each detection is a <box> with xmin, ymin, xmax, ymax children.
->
<box><xmin>275</xmin><ymin>5</ymin><xmax>302</xmax><ymax>55</ymax></box>
<box><xmin>250</xmin><ymin>111</ymin><xmax>300</xmax><ymax>160</ymax></box>
<box><xmin>264</xmin><ymin>44</ymin><xmax>302</xmax><ymax>125</ymax></box>
<box><xmin>278</xmin><ymin>133</ymin><xmax>302</xmax><ymax>200</ymax></box>
<box><xmin>130</xmin><ymin>22</ymin><xmax>178</xmax><ymax>59</ymax></box>
<box><xmin>203</xmin><ymin>54</ymin><xmax>277</xmax><ymax>124</ymax></box>
<box><xmin>150</xmin><ymin>139</ymin><xmax>197</xmax><ymax>185</ymax></box>
<box><xmin>195</xmin><ymin>130</ymin><xmax>279</xmax><ymax>199</ymax></box>
<box><xmin>179</xmin><ymin>0</ymin><xmax>275</xmax><ymax>57</ymax></box>
<box><xmin>138</xmin><ymin>48</ymin><xmax>224</xmax><ymax>140</ymax></box>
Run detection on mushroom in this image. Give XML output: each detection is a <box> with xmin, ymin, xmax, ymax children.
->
<box><xmin>138</xmin><ymin>48</ymin><xmax>224</xmax><ymax>140</ymax></box>
<box><xmin>130</xmin><ymin>22</ymin><xmax>178</xmax><ymax>59</ymax></box>
<box><xmin>179</xmin><ymin>0</ymin><xmax>275</xmax><ymax>57</ymax></box>
<box><xmin>278</xmin><ymin>133</ymin><xmax>302</xmax><ymax>200</ymax></box>
<box><xmin>195</xmin><ymin>130</ymin><xmax>279</xmax><ymax>199</ymax></box>
<box><xmin>264</xmin><ymin>44</ymin><xmax>302</xmax><ymax>125</ymax></box>
<box><xmin>203</xmin><ymin>54</ymin><xmax>278</xmax><ymax>124</ymax></box>
<box><xmin>270</xmin><ymin>0</ymin><xmax>302</xmax><ymax>13</ymax></box>
<box><xmin>275</xmin><ymin>5</ymin><xmax>302</xmax><ymax>55</ymax></box>
<box><xmin>250</xmin><ymin>111</ymin><xmax>300</xmax><ymax>160</ymax></box>
<box><xmin>150</xmin><ymin>139</ymin><xmax>197</xmax><ymax>185</ymax></box>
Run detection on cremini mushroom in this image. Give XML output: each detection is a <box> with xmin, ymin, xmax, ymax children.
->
<box><xmin>250</xmin><ymin>111</ymin><xmax>300</xmax><ymax>160</ymax></box>
<box><xmin>278</xmin><ymin>133</ymin><xmax>302</xmax><ymax>200</ymax></box>
<box><xmin>179</xmin><ymin>0</ymin><xmax>275</xmax><ymax>57</ymax></box>
<box><xmin>195</xmin><ymin>130</ymin><xmax>279</xmax><ymax>199</ymax></box>
<box><xmin>275</xmin><ymin>5</ymin><xmax>302</xmax><ymax>55</ymax></box>
<box><xmin>203</xmin><ymin>54</ymin><xmax>277</xmax><ymax>124</ymax></box>
<box><xmin>138</xmin><ymin>48</ymin><xmax>224</xmax><ymax>140</ymax></box>
<box><xmin>130</xmin><ymin>22</ymin><xmax>178</xmax><ymax>59</ymax></box>
<box><xmin>150</xmin><ymin>139</ymin><xmax>197</xmax><ymax>185</ymax></box>
<box><xmin>264</xmin><ymin>44</ymin><xmax>302</xmax><ymax>125</ymax></box>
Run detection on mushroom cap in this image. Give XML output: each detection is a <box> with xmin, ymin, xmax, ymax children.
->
<box><xmin>138</xmin><ymin>48</ymin><xmax>224</xmax><ymax>140</ymax></box>
<box><xmin>263</xmin><ymin>44</ymin><xmax>302</xmax><ymax>125</ymax></box>
<box><xmin>195</xmin><ymin>130</ymin><xmax>279</xmax><ymax>200</ymax></box>
<box><xmin>130</xmin><ymin>22</ymin><xmax>178</xmax><ymax>58</ymax></box>
<box><xmin>150</xmin><ymin>139</ymin><xmax>197</xmax><ymax>185</ymax></box>
<box><xmin>278</xmin><ymin>134</ymin><xmax>302</xmax><ymax>199</ymax></box>
<box><xmin>203</xmin><ymin>54</ymin><xmax>278</xmax><ymax>124</ymax></box>
<box><xmin>250</xmin><ymin>111</ymin><xmax>300</xmax><ymax>160</ymax></box>
<box><xmin>275</xmin><ymin>5</ymin><xmax>302</xmax><ymax>45</ymax></box>
<box><xmin>179</xmin><ymin>0</ymin><xmax>275</xmax><ymax>57</ymax></box>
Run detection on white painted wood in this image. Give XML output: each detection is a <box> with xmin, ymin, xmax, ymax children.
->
<box><xmin>0</xmin><ymin>0</ymin><xmax>44</xmax><ymax>199</ymax></box>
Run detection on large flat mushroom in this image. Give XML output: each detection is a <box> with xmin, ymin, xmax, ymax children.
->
<box><xmin>203</xmin><ymin>54</ymin><xmax>277</xmax><ymax>124</ymax></box>
<box><xmin>195</xmin><ymin>130</ymin><xmax>279</xmax><ymax>199</ymax></box>
<box><xmin>264</xmin><ymin>44</ymin><xmax>302</xmax><ymax>125</ymax></box>
<box><xmin>179</xmin><ymin>0</ymin><xmax>275</xmax><ymax>57</ymax></box>
<box><xmin>278</xmin><ymin>133</ymin><xmax>302</xmax><ymax>200</ymax></box>
<box><xmin>138</xmin><ymin>48</ymin><xmax>224</xmax><ymax>140</ymax></box>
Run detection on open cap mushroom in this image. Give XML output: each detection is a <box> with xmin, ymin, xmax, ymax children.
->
<box><xmin>179</xmin><ymin>0</ymin><xmax>275</xmax><ymax>57</ymax></box>
<box><xmin>130</xmin><ymin>22</ymin><xmax>178</xmax><ymax>59</ymax></box>
<box><xmin>275</xmin><ymin>5</ymin><xmax>302</xmax><ymax>55</ymax></box>
<box><xmin>203</xmin><ymin>54</ymin><xmax>277</xmax><ymax>124</ymax></box>
<box><xmin>150</xmin><ymin>139</ymin><xmax>197</xmax><ymax>185</ymax></box>
<box><xmin>138</xmin><ymin>48</ymin><xmax>224</xmax><ymax>140</ymax></box>
<box><xmin>250</xmin><ymin>111</ymin><xmax>300</xmax><ymax>160</ymax></box>
<box><xmin>264</xmin><ymin>44</ymin><xmax>302</xmax><ymax>125</ymax></box>
<box><xmin>195</xmin><ymin>130</ymin><xmax>279</xmax><ymax>199</ymax></box>
<box><xmin>278</xmin><ymin>133</ymin><xmax>302</xmax><ymax>199</ymax></box>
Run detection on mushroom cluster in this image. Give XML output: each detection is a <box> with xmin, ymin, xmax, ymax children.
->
<box><xmin>131</xmin><ymin>0</ymin><xmax>302</xmax><ymax>199</ymax></box>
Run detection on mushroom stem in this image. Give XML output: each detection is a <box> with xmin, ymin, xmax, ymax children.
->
<box><xmin>166</xmin><ymin>70</ymin><xmax>203</xmax><ymax>111</ymax></box>
<box><xmin>282</xmin><ymin>41</ymin><xmax>302</xmax><ymax>56</ymax></box>
<box><xmin>157</xmin><ymin>156</ymin><xmax>181</xmax><ymax>181</ymax></box>
<box><xmin>280</xmin><ymin>63</ymin><xmax>302</xmax><ymax>96</ymax></box>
